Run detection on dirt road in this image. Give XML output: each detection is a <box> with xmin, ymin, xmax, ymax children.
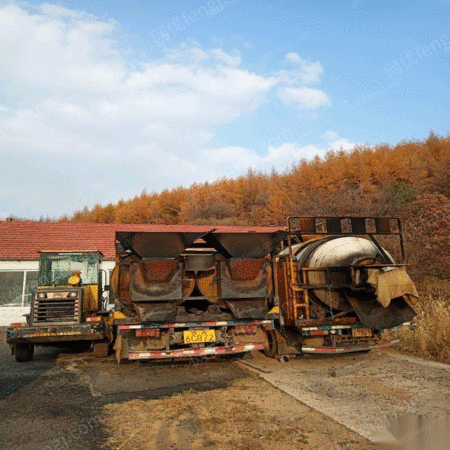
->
<box><xmin>1</xmin><ymin>333</ymin><xmax>449</xmax><ymax>450</ymax></box>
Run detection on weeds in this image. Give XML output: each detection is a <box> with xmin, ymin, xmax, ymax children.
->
<box><xmin>392</xmin><ymin>278</ymin><xmax>450</xmax><ymax>364</ymax></box>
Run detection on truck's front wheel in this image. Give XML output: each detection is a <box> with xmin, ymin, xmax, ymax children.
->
<box><xmin>14</xmin><ymin>343</ymin><xmax>34</xmax><ymax>362</ymax></box>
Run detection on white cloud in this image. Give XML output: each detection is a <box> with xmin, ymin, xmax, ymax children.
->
<box><xmin>321</xmin><ymin>131</ymin><xmax>356</xmax><ymax>151</ymax></box>
<box><xmin>322</xmin><ymin>130</ymin><xmax>340</xmax><ymax>141</ymax></box>
<box><xmin>0</xmin><ymin>2</ymin><xmax>334</xmax><ymax>218</ymax></box>
<box><xmin>285</xmin><ymin>52</ymin><xmax>303</xmax><ymax>64</ymax></box>
<box><xmin>330</xmin><ymin>138</ymin><xmax>355</xmax><ymax>151</ymax></box>
<box><xmin>202</xmin><ymin>139</ymin><xmax>356</xmax><ymax>178</ymax></box>
<box><xmin>210</xmin><ymin>48</ymin><xmax>241</xmax><ymax>67</ymax></box>
<box><xmin>281</xmin><ymin>52</ymin><xmax>325</xmax><ymax>84</ymax></box>
<box><xmin>0</xmin><ymin>4</ymin><xmax>277</xmax><ymax>159</ymax></box>
<box><xmin>278</xmin><ymin>87</ymin><xmax>331</xmax><ymax>109</ymax></box>
<box><xmin>277</xmin><ymin>53</ymin><xmax>329</xmax><ymax>108</ymax></box>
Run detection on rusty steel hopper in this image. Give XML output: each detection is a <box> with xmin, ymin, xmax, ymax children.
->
<box><xmin>115</xmin><ymin>230</ymin><xmax>211</xmax><ymax>321</ymax></box>
<box><xmin>203</xmin><ymin>230</ymin><xmax>286</xmax><ymax>319</ymax></box>
<box><xmin>114</xmin><ymin>228</ymin><xmax>286</xmax><ymax>322</ymax></box>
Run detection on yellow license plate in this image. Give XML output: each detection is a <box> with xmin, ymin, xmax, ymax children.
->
<box><xmin>183</xmin><ymin>329</ymin><xmax>216</xmax><ymax>344</ymax></box>
<box><xmin>352</xmin><ymin>327</ymin><xmax>372</xmax><ymax>337</ymax></box>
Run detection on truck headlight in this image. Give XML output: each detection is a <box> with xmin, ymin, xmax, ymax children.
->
<box><xmin>37</xmin><ymin>292</ymin><xmax>47</xmax><ymax>299</ymax></box>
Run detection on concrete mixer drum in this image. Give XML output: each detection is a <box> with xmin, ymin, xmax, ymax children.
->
<box><xmin>277</xmin><ymin>217</ymin><xmax>418</xmax><ymax>329</ymax></box>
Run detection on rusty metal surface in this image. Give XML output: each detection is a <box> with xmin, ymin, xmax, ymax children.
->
<box><xmin>197</xmin><ymin>268</ymin><xmax>219</xmax><ymax>299</ymax></box>
<box><xmin>287</xmin><ymin>216</ymin><xmax>405</xmax><ymax>262</ymax></box>
<box><xmin>226</xmin><ymin>299</ymin><xmax>268</xmax><ymax>319</ymax></box>
<box><xmin>219</xmin><ymin>260</ymin><xmax>268</xmax><ymax>299</ymax></box>
<box><xmin>172</xmin><ymin>304</ymin><xmax>233</xmax><ymax>322</ymax></box>
<box><xmin>275</xmin><ymin>257</ymin><xmax>296</xmax><ymax>327</ymax></box>
<box><xmin>134</xmin><ymin>303</ymin><xmax>235</xmax><ymax>323</ymax></box>
<box><xmin>227</xmin><ymin>258</ymin><xmax>266</xmax><ymax>281</ymax></box>
<box><xmin>136</xmin><ymin>260</ymin><xmax>180</xmax><ymax>283</ymax></box>
<box><xmin>135</xmin><ymin>302</ymin><xmax>178</xmax><ymax>322</ymax></box>
<box><xmin>116</xmin><ymin>231</ymin><xmax>212</xmax><ymax>258</ymax></box>
<box><xmin>130</xmin><ymin>261</ymin><xmax>183</xmax><ymax>302</ymax></box>
<box><xmin>182</xmin><ymin>276</ymin><xmax>196</xmax><ymax>299</ymax></box>
<box><xmin>184</xmin><ymin>253</ymin><xmax>215</xmax><ymax>272</ymax></box>
<box><xmin>288</xmin><ymin>216</ymin><xmax>401</xmax><ymax>236</ymax></box>
<box><xmin>347</xmin><ymin>295</ymin><xmax>416</xmax><ymax>329</ymax></box>
<box><xmin>6</xmin><ymin>323</ymin><xmax>106</xmax><ymax>344</ymax></box>
<box><xmin>210</xmin><ymin>231</ymin><xmax>286</xmax><ymax>258</ymax></box>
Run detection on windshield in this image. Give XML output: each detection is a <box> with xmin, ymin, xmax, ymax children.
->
<box><xmin>38</xmin><ymin>253</ymin><xmax>99</xmax><ymax>286</ymax></box>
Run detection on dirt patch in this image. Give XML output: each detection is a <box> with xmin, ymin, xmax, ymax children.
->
<box><xmin>101</xmin><ymin>375</ymin><xmax>377</xmax><ymax>450</ymax></box>
<box><xmin>351</xmin><ymin>375</ymin><xmax>413</xmax><ymax>403</ymax></box>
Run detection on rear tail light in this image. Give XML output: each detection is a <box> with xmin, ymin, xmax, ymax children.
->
<box><xmin>10</xmin><ymin>323</ymin><xmax>25</xmax><ymax>328</ymax></box>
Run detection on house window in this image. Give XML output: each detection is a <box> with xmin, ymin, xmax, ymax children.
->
<box><xmin>25</xmin><ymin>271</ymin><xmax>38</xmax><ymax>306</ymax></box>
<box><xmin>0</xmin><ymin>271</ymin><xmax>38</xmax><ymax>307</ymax></box>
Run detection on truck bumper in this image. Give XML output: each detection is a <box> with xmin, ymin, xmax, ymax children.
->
<box><xmin>127</xmin><ymin>343</ymin><xmax>264</xmax><ymax>360</ymax></box>
<box><xmin>6</xmin><ymin>323</ymin><xmax>106</xmax><ymax>345</ymax></box>
<box><xmin>301</xmin><ymin>338</ymin><xmax>400</xmax><ymax>354</ymax></box>
<box><xmin>114</xmin><ymin>319</ymin><xmax>272</xmax><ymax>361</ymax></box>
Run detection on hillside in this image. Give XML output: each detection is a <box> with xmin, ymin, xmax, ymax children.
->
<box><xmin>67</xmin><ymin>132</ymin><xmax>450</xmax><ymax>280</ymax></box>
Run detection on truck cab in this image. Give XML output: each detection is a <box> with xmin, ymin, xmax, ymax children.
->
<box><xmin>7</xmin><ymin>251</ymin><xmax>110</xmax><ymax>362</ymax></box>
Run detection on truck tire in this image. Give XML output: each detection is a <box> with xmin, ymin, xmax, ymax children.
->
<box><xmin>14</xmin><ymin>343</ymin><xmax>34</xmax><ymax>362</ymax></box>
<box><xmin>263</xmin><ymin>330</ymin><xmax>278</xmax><ymax>358</ymax></box>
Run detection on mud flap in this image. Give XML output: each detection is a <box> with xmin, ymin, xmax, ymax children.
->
<box><xmin>114</xmin><ymin>334</ymin><xmax>124</xmax><ymax>364</ymax></box>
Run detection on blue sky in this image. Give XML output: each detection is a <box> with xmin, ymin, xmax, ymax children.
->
<box><xmin>0</xmin><ymin>0</ymin><xmax>449</xmax><ymax>219</ymax></box>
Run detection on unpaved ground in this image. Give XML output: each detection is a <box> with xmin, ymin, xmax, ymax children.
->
<box><xmin>100</xmin><ymin>376</ymin><xmax>377</xmax><ymax>450</ymax></box>
<box><xmin>239</xmin><ymin>350</ymin><xmax>450</xmax><ymax>449</ymax></box>
<box><xmin>1</xmin><ymin>331</ymin><xmax>450</xmax><ymax>450</ymax></box>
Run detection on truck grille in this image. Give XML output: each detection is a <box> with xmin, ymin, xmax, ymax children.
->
<box><xmin>32</xmin><ymin>297</ymin><xmax>80</xmax><ymax>324</ymax></box>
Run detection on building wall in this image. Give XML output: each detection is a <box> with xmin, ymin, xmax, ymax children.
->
<box><xmin>0</xmin><ymin>307</ymin><xmax>32</xmax><ymax>326</ymax></box>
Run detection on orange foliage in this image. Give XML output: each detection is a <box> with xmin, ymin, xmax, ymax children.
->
<box><xmin>68</xmin><ymin>132</ymin><xmax>450</xmax><ymax>224</ymax></box>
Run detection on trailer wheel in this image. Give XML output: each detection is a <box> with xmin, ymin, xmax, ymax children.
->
<box><xmin>263</xmin><ymin>330</ymin><xmax>278</xmax><ymax>358</ymax></box>
<box><xmin>14</xmin><ymin>343</ymin><xmax>34</xmax><ymax>362</ymax></box>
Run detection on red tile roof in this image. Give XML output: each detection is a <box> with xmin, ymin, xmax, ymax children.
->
<box><xmin>0</xmin><ymin>222</ymin><xmax>284</xmax><ymax>260</ymax></box>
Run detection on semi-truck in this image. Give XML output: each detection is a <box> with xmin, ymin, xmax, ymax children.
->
<box><xmin>7</xmin><ymin>216</ymin><xmax>418</xmax><ymax>362</ymax></box>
